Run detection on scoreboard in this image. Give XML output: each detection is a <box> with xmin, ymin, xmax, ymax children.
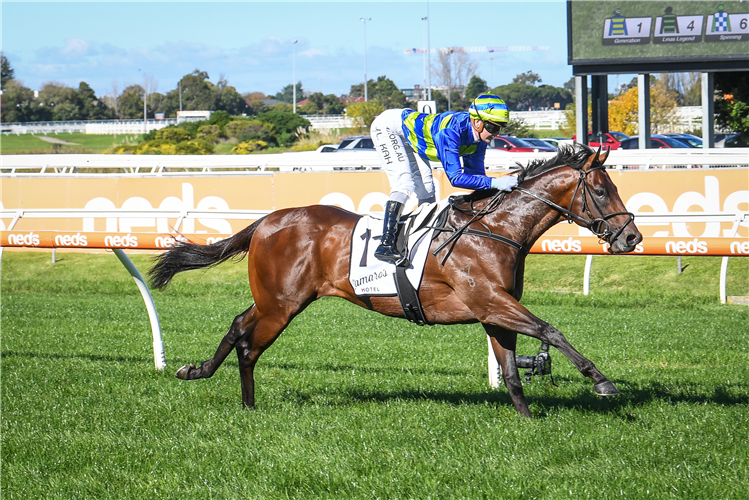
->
<box><xmin>568</xmin><ymin>0</ymin><xmax>749</xmax><ymax>72</ymax></box>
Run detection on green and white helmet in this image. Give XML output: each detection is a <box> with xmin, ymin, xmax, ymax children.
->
<box><xmin>468</xmin><ymin>94</ymin><xmax>510</xmax><ymax>123</ymax></box>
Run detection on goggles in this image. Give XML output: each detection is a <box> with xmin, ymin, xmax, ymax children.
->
<box><xmin>482</xmin><ymin>121</ymin><xmax>505</xmax><ymax>135</ymax></box>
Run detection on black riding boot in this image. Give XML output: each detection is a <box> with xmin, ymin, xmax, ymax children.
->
<box><xmin>375</xmin><ymin>201</ymin><xmax>406</xmax><ymax>264</ymax></box>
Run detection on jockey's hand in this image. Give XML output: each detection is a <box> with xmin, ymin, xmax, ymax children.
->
<box><xmin>491</xmin><ymin>175</ymin><xmax>518</xmax><ymax>192</ymax></box>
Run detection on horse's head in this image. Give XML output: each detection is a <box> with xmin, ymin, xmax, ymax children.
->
<box><xmin>567</xmin><ymin>147</ymin><xmax>642</xmax><ymax>254</ymax></box>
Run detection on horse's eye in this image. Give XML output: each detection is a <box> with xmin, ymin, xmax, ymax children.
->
<box><xmin>595</xmin><ymin>188</ymin><xmax>606</xmax><ymax>197</ymax></box>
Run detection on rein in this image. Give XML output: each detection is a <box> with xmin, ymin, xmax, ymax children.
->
<box><xmin>432</xmin><ymin>162</ymin><xmax>636</xmax><ymax>263</ymax></box>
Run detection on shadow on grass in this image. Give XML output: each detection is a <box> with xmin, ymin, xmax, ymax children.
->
<box><xmin>277</xmin><ymin>378</ymin><xmax>749</xmax><ymax>417</ymax></box>
<box><xmin>1</xmin><ymin>350</ymin><xmax>152</xmax><ymax>365</ymax></box>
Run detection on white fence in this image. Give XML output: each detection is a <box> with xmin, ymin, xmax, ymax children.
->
<box><xmin>1</xmin><ymin>149</ymin><xmax>747</xmax><ymax>176</ymax></box>
<box><xmin>1</xmin><ymin>107</ymin><xmax>717</xmax><ymax>135</ymax></box>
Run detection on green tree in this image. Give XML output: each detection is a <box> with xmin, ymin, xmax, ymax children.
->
<box><xmin>345</xmin><ymin>100</ymin><xmax>385</xmax><ymax>128</ymax></box>
<box><xmin>1</xmin><ymin>52</ymin><xmax>15</xmax><ymax>90</ymax></box>
<box><xmin>349</xmin><ymin>76</ymin><xmax>407</xmax><ymax>110</ymax></box>
<box><xmin>37</xmin><ymin>82</ymin><xmax>81</xmax><ymax>121</ymax></box>
<box><xmin>118</xmin><ymin>85</ymin><xmax>145</xmax><ymax>119</ymax></box>
<box><xmin>715</xmin><ymin>71</ymin><xmax>749</xmax><ymax>144</ymax></box>
<box><xmin>491</xmin><ymin>83</ymin><xmax>572</xmax><ymax>111</ymax></box>
<box><xmin>0</xmin><ymin>80</ymin><xmax>44</xmax><ymax>122</ymax></box>
<box><xmin>77</xmin><ymin>81</ymin><xmax>113</xmax><ymax>120</ymax></box>
<box><xmin>256</xmin><ymin>110</ymin><xmax>310</xmax><ymax>146</ymax></box>
<box><xmin>306</xmin><ymin>93</ymin><xmax>345</xmax><ymax>115</ymax></box>
<box><xmin>274</xmin><ymin>82</ymin><xmax>304</xmax><ymax>104</ymax></box>
<box><xmin>512</xmin><ymin>71</ymin><xmax>542</xmax><ymax>86</ymax></box>
<box><xmin>464</xmin><ymin>75</ymin><xmax>489</xmax><ymax>101</ymax></box>
<box><xmin>215</xmin><ymin>76</ymin><xmax>248</xmax><ymax>115</ymax></box>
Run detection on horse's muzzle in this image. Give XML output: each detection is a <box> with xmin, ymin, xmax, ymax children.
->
<box><xmin>609</xmin><ymin>225</ymin><xmax>643</xmax><ymax>254</ymax></box>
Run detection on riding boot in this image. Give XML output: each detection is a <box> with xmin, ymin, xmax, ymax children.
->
<box><xmin>375</xmin><ymin>201</ymin><xmax>406</xmax><ymax>264</ymax></box>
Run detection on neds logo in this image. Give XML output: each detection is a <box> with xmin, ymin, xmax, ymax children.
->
<box><xmin>730</xmin><ymin>241</ymin><xmax>749</xmax><ymax>255</ymax></box>
<box><xmin>54</xmin><ymin>233</ymin><xmax>88</xmax><ymax>247</ymax></box>
<box><xmin>7</xmin><ymin>232</ymin><xmax>40</xmax><ymax>246</ymax></box>
<box><xmin>104</xmin><ymin>234</ymin><xmax>138</xmax><ymax>248</ymax></box>
<box><xmin>541</xmin><ymin>237</ymin><xmax>582</xmax><ymax>253</ymax></box>
<box><xmin>666</xmin><ymin>239</ymin><xmax>708</xmax><ymax>254</ymax></box>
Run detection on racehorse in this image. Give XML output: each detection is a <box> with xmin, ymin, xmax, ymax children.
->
<box><xmin>149</xmin><ymin>144</ymin><xmax>642</xmax><ymax>417</ymax></box>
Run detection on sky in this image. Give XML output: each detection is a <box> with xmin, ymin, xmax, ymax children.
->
<box><xmin>1</xmin><ymin>0</ymin><xmax>579</xmax><ymax>99</ymax></box>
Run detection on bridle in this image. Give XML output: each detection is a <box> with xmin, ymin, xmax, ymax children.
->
<box><xmin>515</xmin><ymin>162</ymin><xmax>635</xmax><ymax>252</ymax></box>
<box><xmin>433</xmin><ymin>153</ymin><xmax>636</xmax><ymax>262</ymax></box>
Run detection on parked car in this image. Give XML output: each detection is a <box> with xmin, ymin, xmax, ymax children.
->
<box><xmin>717</xmin><ymin>133</ymin><xmax>746</xmax><ymax>148</ymax></box>
<box><xmin>521</xmin><ymin>138</ymin><xmax>558</xmax><ymax>150</ymax></box>
<box><xmin>316</xmin><ymin>144</ymin><xmax>339</xmax><ymax>152</ymax></box>
<box><xmin>541</xmin><ymin>137</ymin><xmax>574</xmax><ymax>149</ymax></box>
<box><xmin>662</xmin><ymin>133</ymin><xmax>703</xmax><ymax>148</ymax></box>
<box><xmin>334</xmin><ymin>135</ymin><xmax>375</xmax><ymax>152</ymax></box>
<box><xmin>572</xmin><ymin>131</ymin><xmax>630</xmax><ymax>149</ymax></box>
<box><xmin>617</xmin><ymin>134</ymin><xmax>692</xmax><ymax>149</ymax></box>
<box><xmin>490</xmin><ymin>135</ymin><xmax>556</xmax><ymax>153</ymax></box>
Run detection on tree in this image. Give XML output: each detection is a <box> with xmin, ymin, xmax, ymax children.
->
<box><xmin>431</xmin><ymin>50</ymin><xmax>478</xmax><ymax>110</ymax></box>
<box><xmin>464</xmin><ymin>75</ymin><xmax>489</xmax><ymax>101</ymax></box>
<box><xmin>651</xmin><ymin>75</ymin><xmax>678</xmax><ymax>133</ymax></box>
<box><xmin>37</xmin><ymin>82</ymin><xmax>81</xmax><ymax>121</ymax></box>
<box><xmin>118</xmin><ymin>85</ymin><xmax>145</xmax><ymax>119</ymax></box>
<box><xmin>274</xmin><ymin>81</ymin><xmax>304</xmax><ymax>105</ymax></box>
<box><xmin>256</xmin><ymin>110</ymin><xmax>310</xmax><ymax>146</ymax></box>
<box><xmin>349</xmin><ymin>77</ymin><xmax>407</xmax><ymax>110</ymax></box>
<box><xmin>0</xmin><ymin>80</ymin><xmax>42</xmax><ymax>122</ymax></box>
<box><xmin>345</xmin><ymin>100</ymin><xmax>385</xmax><ymax>128</ymax></box>
<box><xmin>491</xmin><ymin>82</ymin><xmax>572</xmax><ymax>111</ymax></box>
<box><xmin>215</xmin><ymin>75</ymin><xmax>248</xmax><ymax>115</ymax></box>
<box><xmin>306</xmin><ymin>92</ymin><xmax>345</xmax><ymax>115</ymax></box>
<box><xmin>715</xmin><ymin>71</ymin><xmax>749</xmax><ymax>144</ymax></box>
<box><xmin>243</xmin><ymin>91</ymin><xmax>268</xmax><ymax>115</ymax></box>
<box><xmin>563</xmin><ymin>77</ymin><xmax>575</xmax><ymax>94</ymax></box>
<box><xmin>512</xmin><ymin>71</ymin><xmax>542</xmax><ymax>86</ymax></box>
<box><xmin>608</xmin><ymin>87</ymin><xmax>639</xmax><ymax>136</ymax></box>
<box><xmin>1</xmin><ymin>52</ymin><xmax>15</xmax><ymax>90</ymax></box>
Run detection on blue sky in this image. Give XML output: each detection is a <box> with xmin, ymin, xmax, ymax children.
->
<box><xmin>2</xmin><ymin>1</ymin><xmax>576</xmax><ymax>98</ymax></box>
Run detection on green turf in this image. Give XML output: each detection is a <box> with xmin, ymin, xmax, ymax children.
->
<box><xmin>0</xmin><ymin>133</ymin><xmax>142</xmax><ymax>154</ymax></box>
<box><xmin>2</xmin><ymin>251</ymin><xmax>748</xmax><ymax>499</ymax></box>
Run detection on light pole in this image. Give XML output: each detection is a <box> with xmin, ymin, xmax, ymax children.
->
<box><xmin>292</xmin><ymin>39</ymin><xmax>298</xmax><ymax>113</ymax></box>
<box><xmin>427</xmin><ymin>1</ymin><xmax>432</xmax><ymax>100</ymax></box>
<box><xmin>421</xmin><ymin>16</ymin><xmax>428</xmax><ymax>100</ymax></box>
<box><xmin>360</xmin><ymin>17</ymin><xmax>371</xmax><ymax>102</ymax></box>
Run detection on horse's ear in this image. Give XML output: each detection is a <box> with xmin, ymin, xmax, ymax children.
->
<box><xmin>600</xmin><ymin>148</ymin><xmax>611</xmax><ymax>166</ymax></box>
<box><xmin>583</xmin><ymin>146</ymin><xmax>601</xmax><ymax>170</ymax></box>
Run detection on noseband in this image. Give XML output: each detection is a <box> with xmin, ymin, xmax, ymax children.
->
<box><xmin>515</xmin><ymin>164</ymin><xmax>635</xmax><ymax>253</ymax></box>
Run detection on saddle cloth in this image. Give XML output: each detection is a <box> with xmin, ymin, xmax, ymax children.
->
<box><xmin>349</xmin><ymin>200</ymin><xmax>447</xmax><ymax>297</ymax></box>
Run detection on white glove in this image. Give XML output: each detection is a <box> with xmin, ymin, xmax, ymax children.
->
<box><xmin>491</xmin><ymin>175</ymin><xmax>518</xmax><ymax>192</ymax></box>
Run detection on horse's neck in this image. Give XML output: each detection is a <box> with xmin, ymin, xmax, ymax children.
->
<box><xmin>492</xmin><ymin>169</ymin><xmax>578</xmax><ymax>248</ymax></box>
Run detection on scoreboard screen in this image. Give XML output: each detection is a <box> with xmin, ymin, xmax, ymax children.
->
<box><xmin>568</xmin><ymin>0</ymin><xmax>749</xmax><ymax>68</ymax></box>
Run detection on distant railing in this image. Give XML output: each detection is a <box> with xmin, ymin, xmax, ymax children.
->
<box><xmin>1</xmin><ymin>149</ymin><xmax>747</xmax><ymax>176</ymax></box>
<box><xmin>1</xmin><ymin>117</ymin><xmax>208</xmax><ymax>135</ymax></box>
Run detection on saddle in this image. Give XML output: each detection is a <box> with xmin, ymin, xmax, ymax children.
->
<box><xmin>349</xmin><ymin>201</ymin><xmax>449</xmax><ymax>325</ymax></box>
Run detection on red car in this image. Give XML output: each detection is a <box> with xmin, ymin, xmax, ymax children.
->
<box><xmin>572</xmin><ymin>131</ymin><xmax>630</xmax><ymax>149</ymax></box>
<box><xmin>490</xmin><ymin>135</ymin><xmax>556</xmax><ymax>153</ymax></box>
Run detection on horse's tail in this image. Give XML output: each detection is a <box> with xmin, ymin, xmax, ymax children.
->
<box><xmin>148</xmin><ymin>218</ymin><xmax>264</xmax><ymax>289</ymax></box>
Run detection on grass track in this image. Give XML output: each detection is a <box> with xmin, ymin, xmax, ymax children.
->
<box><xmin>2</xmin><ymin>251</ymin><xmax>748</xmax><ymax>499</ymax></box>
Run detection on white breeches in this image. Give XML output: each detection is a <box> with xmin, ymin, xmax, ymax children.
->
<box><xmin>370</xmin><ymin>108</ymin><xmax>435</xmax><ymax>205</ymax></box>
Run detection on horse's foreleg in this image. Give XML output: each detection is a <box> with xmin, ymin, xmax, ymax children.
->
<box><xmin>483</xmin><ymin>324</ymin><xmax>531</xmax><ymax>418</ymax></box>
<box><xmin>474</xmin><ymin>292</ymin><xmax>618</xmax><ymax>396</ymax></box>
<box><xmin>176</xmin><ymin>305</ymin><xmax>258</xmax><ymax>381</ymax></box>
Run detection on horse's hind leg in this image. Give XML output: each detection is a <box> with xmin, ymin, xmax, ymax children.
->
<box><xmin>484</xmin><ymin>324</ymin><xmax>531</xmax><ymax>418</ymax></box>
<box><xmin>176</xmin><ymin>304</ymin><xmax>258</xmax><ymax>380</ymax></box>
<box><xmin>234</xmin><ymin>310</ymin><xmax>301</xmax><ymax>408</ymax></box>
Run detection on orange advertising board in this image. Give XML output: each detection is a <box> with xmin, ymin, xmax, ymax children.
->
<box><xmin>2</xmin><ymin>230</ymin><xmax>748</xmax><ymax>257</ymax></box>
<box><xmin>1</xmin><ymin>169</ymin><xmax>747</xmax><ymax>237</ymax></box>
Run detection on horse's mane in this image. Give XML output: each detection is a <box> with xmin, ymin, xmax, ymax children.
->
<box><xmin>450</xmin><ymin>143</ymin><xmax>597</xmax><ymax>206</ymax></box>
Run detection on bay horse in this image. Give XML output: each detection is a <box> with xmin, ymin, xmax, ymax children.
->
<box><xmin>149</xmin><ymin>144</ymin><xmax>642</xmax><ymax>417</ymax></box>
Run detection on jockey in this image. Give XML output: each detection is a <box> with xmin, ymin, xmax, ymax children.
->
<box><xmin>370</xmin><ymin>93</ymin><xmax>518</xmax><ymax>264</ymax></box>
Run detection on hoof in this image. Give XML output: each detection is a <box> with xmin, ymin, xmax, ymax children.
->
<box><xmin>594</xmin><ymin>380</ymin><xmax>620</xmax><ymax>396</ymax></box>
<box><xmin>175</xmin><ymin>364</ymin><xmax>195</xmax><ymax>380</ymax></box>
